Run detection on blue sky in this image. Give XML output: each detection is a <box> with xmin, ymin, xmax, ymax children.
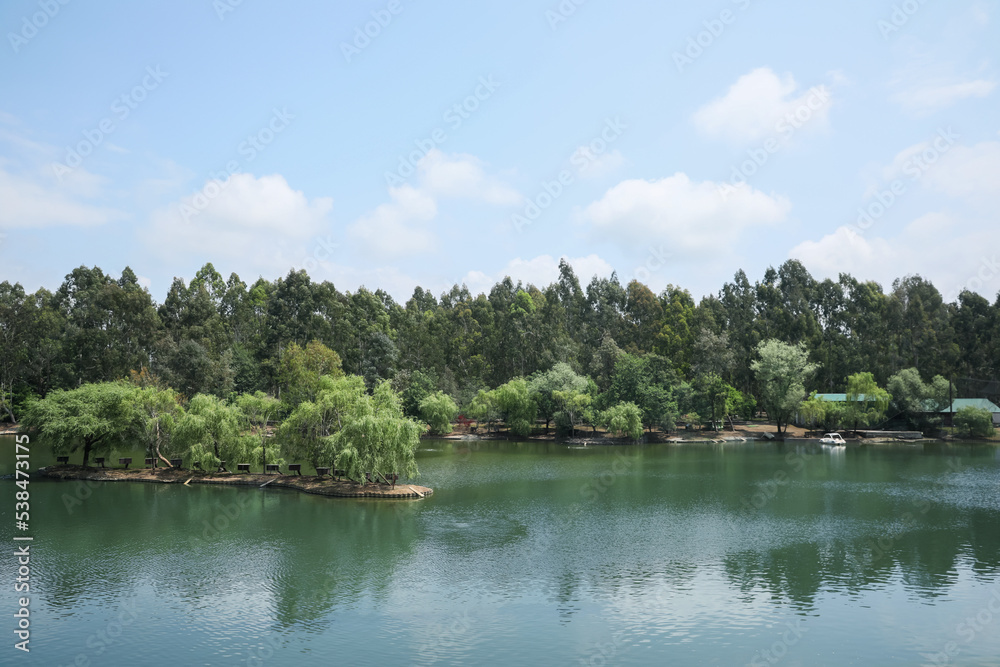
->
<box><xmin>1</xmin><ymin>0</ymin><xmax>998</xmax><ymax>304</ymax></box>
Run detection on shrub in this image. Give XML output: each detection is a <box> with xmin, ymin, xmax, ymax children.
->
<box><xmin>954</xmin><ymin>406</ymin><xmax>995</xmax><ymax>438</ymax></box>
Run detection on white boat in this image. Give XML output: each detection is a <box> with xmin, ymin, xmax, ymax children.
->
<box><xmin>820</xmin><ymin>433</ymin><xmax>846</xmax><ymax>446</ymax></box>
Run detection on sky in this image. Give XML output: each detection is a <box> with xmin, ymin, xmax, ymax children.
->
<box><xmin>1</xmin><ymin>0</ymin><xmax>998</xmax><ymax>305</ymax></box>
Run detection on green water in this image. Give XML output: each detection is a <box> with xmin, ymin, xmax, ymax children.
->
<box><xmin>2</xmin><ymin>436</ymin><xmax>1000</xmax><ymax>666</ymax></box>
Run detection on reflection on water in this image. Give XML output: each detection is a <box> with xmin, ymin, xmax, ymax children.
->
<box><xmin>1</xmin><ymin>436</ymin><xmax>999</xmax><ymax>665</ymax></box>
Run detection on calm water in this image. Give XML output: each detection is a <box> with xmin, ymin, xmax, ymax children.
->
<box><xmin>2</xmin><ymin>436</ymin><xmax>1000</xmax><ymax>666</ymax></box>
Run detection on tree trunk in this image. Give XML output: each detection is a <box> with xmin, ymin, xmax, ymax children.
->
<box><xmin>82</xmin><ymin>440</ymin><xmax>92</xmax><ymax>467</ymax></box>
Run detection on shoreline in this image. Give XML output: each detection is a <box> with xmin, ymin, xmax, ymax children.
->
<box><xmin>38</xmin><ymin>466</ymin><xmax>433</xmax><ymax>500</ymax></box>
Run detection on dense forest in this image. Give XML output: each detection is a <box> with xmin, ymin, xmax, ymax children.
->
<box><xmin>1</xmin><ymin>258</ymin><xmax>998</xmax><ymax>428</ymax></box>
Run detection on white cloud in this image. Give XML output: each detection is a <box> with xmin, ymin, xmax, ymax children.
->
<box><xmin>692</xmin><ymin>68</ymin><xmax>832</xmax><ymax>145</ymax></box>
<box><xmin>348</xmin><ymin>150</ymin><xmax>519</xmax><ymax>259</ymax></box>
<box><xmin>891</xmin><ymin>78</ymin><xmax>995</xmax><ymax>113</ymax></box>
<box><xmin>347</xmin><ymin>185</ymin><xmax>437</xmax><ymax>257</ymax></box>
<box><xmin>581</xmin><ymin>173</ymin><xmax>791</xmax><ymax>253</ymax></box>
<box><xmin>416</xmin><ymin>149</ymin><xmax>522</xmax><ymax>205</ymax></box>
<box><xmin>793</xmin><ymin>140</ymin><xmax>1000</xmax><ymax>301</ymax></box>
<box><xmin>144</xmin><ymin>173</ymin><xmax>333</xmax><ymax>272</ymax></box>
<box><xmin>791</xmin><ymin>216</ymin><xmax>1000</xmax><ymax>302</ymax></box>
<box><xmin>888</xmin><ymin>26</ymin><xmax>997</xmax><ymax>114</ymax></box>
<box><xmin>922</xmin><ymin>140</ymin><xmax>1000</xmax><ymax>203</ymax></box>
<box><xmin>571</xmin><ymin>146</ymin><xmax>625</xmax><ymax>179</ymax></box>
<box><xmin>0</xmin><ymin>167</ymin><xmax>125</xmax><ymax>229</ymax></box>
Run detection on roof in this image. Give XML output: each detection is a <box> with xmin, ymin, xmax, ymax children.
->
<box><xmin>935</xmin><ymin>398</ymin><xmax>1000</xmax><ymax>414</ymax></box>
<box><xmin>812</xmin><ymin>394</ymin><xmax>1000</xmax><ymax>413</ymax></box>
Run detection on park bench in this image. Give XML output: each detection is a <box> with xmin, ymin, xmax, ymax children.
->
<box><xmin>237</xmin><ymin>463</ymin><xmax>251</xmax><ymax>473</ymax></box>
<box><xmin>144</xmin><ymin>458</ymin><xmax>157</xmax><ymax>469</ymax></box>
<box><xmin>56</xmin><ymin>456</ymin><xmax>69</xmax><ymax>465</ymax></box>
<box><xmin>169</xmin><ymin>458</ymin><xmax>183</xmax><ymax>469</ymax></box>
<box><xmin>287</xmin><ymin>464</ymin><xmax>302</xmax><ymax>475</ymax></box>
<box><xmin>119</xmin><ymin>458</ymin><xmax>132</xmax><ymax>469</ymax></box>
<box><xmin>94</xmin><ymin>457</ymin><xmax>105</xmax><ymax>468</ymax></box>
<box><xmin>333</xmin><ymin>468</ymin><xmax>346</xmax><ymax>480</ymax></box>
<box><xmin>217</xmin><ymin>461</ymin><xmax>228</xmax><ymax>473</ymax></box>
<box><xmin>265</xmin><ymin>464</ymin><xmax>280</xmax><ymax>475</ymax></box>
<box><xmin>315</xmin><ymin>467</ymin><xmax>330</xmax><ymax>477</ymax></box>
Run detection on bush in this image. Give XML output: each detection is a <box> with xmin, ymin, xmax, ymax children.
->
<box><xmin>419</xmin><ymin>391</ymin><xmax>458</xmax><ymax>435</ymax></box>
<box><xmin>954</xmin><ymin>406</ymin><xmax>995</xmax><ymax>438</ymax></box>
<box><xmin>602</xmin><ymin>402</ymin><xmax>643</xmax><ymax>441</ymax></box>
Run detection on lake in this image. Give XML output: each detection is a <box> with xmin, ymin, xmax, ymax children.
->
<box><xmin>2</xmin><ymin>436</ymin><xmax>1000</xmax><ymax>666</ymax></box>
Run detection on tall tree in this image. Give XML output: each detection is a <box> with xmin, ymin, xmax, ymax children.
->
<box><xmin>751</xmin><ymin>339</ymin><xmax>819</xmax><ymax>434</ymax></box>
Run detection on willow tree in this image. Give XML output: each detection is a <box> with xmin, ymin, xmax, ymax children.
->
<box><xmin>333</xmin><ymin>380</ymin><xmax>423</xmax><ymax>484</ymax></box>
<box><xmin>20</xmin><ymin>382</ymin><xmax>141</xmax><ymax>466</ymax></box>
<box><xmin>419</xmin><ymin>391</ymin><xmax>458</xmax><ymax>435</ymax></box>
<box><xmin>601</xmin><ymin>401</ymin><xmax>643</xmax><ymax>441</ymax></box>
<box><xmin>845</xmin><ymin>372</ymin><xmax>891</xmax><ymax>434</ymax></box>
<box><xmin>279</xmin><ymin>375</ymin><xmax>368</xmax><ymax>469</ymax></box>
<box><xmin>174</xmin><ymin>394</ymin><xmax>251</xmax><ymax>469</ymax></box>
<box><xmin>235</xmin><ymin>391</ymin><xmax>282</xmax><ymax>469</ymax></box>
<box><xmin>493</xmin><ymin>378</ymin><xmax>536</xmax><ymax>438</ymax></box>
<box><xmin>134</xmin><ymin>385</ymin><xmax>184</xmax><ymax>466</ymax></box>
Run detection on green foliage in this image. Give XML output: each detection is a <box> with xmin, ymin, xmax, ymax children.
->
<box><xmin>469</xmin><ymin>388</ymin><xmax>501</xmax><ymax>433</ymax></box>
<box><xmin>845</xmin><ymin>372</ymin><xmax>891</xmax><ymax>431</ymax></box>
<box><xmin>278</xmin><ymin>340</ymin><xmax>343</xmax><ymax>408</ymax></box>
<box><xmin>887</xmin><ymin>368</ymin><xmax>953</xmax><ymax>430</ymax></box>
<box><xmin>552</xmin><ymin>387</ymin><xmax>591</xmax><ymax>437</ymax></box>
<box><xmin>493</xmin><ymin>378</ymin><xmax>537</xmax><ymax>437</ymax></box>
<box><xmin>235</xmin><ymin>391</ymin><xmax>282</xmax><ymax>468</ymax></box>
<box><xmin>693</xmin><ymin>373</ymin><xmax>731</xmax><ymax>430</ymax></box>
<box><xmin>529</xmin><ymin>362</ymin><xmax>589</xmax><ymax>430</ymax></box>
<box><xmin>751</xmin><ymin>339</ymin><xmax>819</xmax><ymax>434</ymax></box>
<box><xmin>419</xmin><ymin>391</ymin><xmax>458</xmax><ymax>435</ymax></box>
<box><xmin>728</xmin><ymin>386</ymin><xmax>756</xmax><ymax>421</ymax></box>
<box><xmin>21</xmin><ymin>382</ymin><xmax>142</xmax><ymax>465</ymax></box>
<box><xmin>278</xmin><ymin>375</ymin><xmax>368</xmax><ymax>468</ymax></box>
<box><xmin>332</xmin><ymin>380</ymin><xmax>423</xmax><ymax>481</ymax></box>
<box><xmin>174</xmin><ymin>394</ymin><xmax>252</xmax><ymax>469</ymax></box>
<box><xmin>7</xmin><ymin>259</ymin><xmax>1000</xmax><ymax>447</ymax></box>
<box><xmin>601</xmin><ymin>402</ymin><xmax>644</xmax><ymax>441</ymax></box>
<box><xmin>133</xmin><ymin>385</ymin><xmax>184</xmax><ymax>462</ymax></box>
<box><xmin>396</xmin><ymin>369</ymin><xmax>437</xmax><ymax>418</ymax></box>
<box><xmin>953</xmin><ymin>407</ymin><xmax>995</xmax><ymax>438</ymax></box>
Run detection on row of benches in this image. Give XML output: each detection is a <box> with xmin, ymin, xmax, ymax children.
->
<box><xmin>55</xmin><ymin>455</ymin><xmax>344</xmax><ymax>477</ymax></box>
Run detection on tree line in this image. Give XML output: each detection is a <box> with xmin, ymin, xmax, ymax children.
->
<box><xmin>2</xmin><ymin>259</ymin><xmax>998</xmax><ymax>433</ymax></box>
